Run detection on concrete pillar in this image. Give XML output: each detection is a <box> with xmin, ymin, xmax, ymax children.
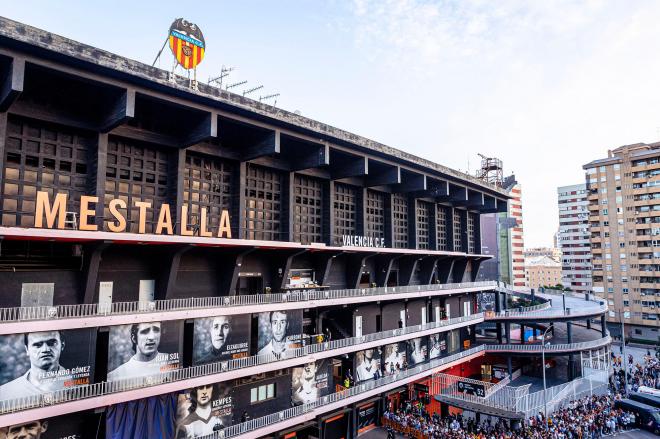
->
<box><xmin>495</xmin><ymin>291</ymin><xmax>501</xmax><ymax>312</ymax></box>
<box><xmin>601</xmin><ymin>315</ymin><xmax>607</xmax><ymax>337</ymax></box>
<box><xmin>496</xmin><ymin>323</ymin><xmax>503</xmax><ymax>344</ymax></box>
<box><xmin>507</xmin><ymin>356</ymin><xmax>513</xmax><ymax>379</ymax></box>
<box><xmin>520</xmin><ymin>324</ymin><xmax>525</xmax><ymax>344</ymax></box>
<box><xmin>586</xmin><ymin>319</ymin><xmax>591</xmax><ymax>330</ymax></box>
<box><xmin>505</xmin><ymin>322</ymin><xmax>511</xmax><ymax>344</ymax></box>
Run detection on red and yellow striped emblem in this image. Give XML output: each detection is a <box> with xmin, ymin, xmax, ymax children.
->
<box><xmin>169</xmin><ymin>30</ymin><xmax>205</xmax><ymax>70</ymax></box>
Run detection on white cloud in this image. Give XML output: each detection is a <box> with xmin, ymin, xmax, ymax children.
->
<box><xmin>345</xmin><ymin>0</ymin><xmax>660</xmax><ymax>247</ymax></box>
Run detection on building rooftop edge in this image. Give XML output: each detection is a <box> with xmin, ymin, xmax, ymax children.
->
<box><xmin>0</xmin><ymin>15</ymin><xmax>509</xmax><ymax>198</ymax></box>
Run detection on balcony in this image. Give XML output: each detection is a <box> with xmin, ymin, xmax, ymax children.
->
<box><xmin>0</xmin><ymin>281</ymin><xmax>497</xmax><ymax>334</ymax></box>
<box><xmin>0</xmin><ymin>285</ymin><xmax>608</xmax><ymax>429</ymax></box>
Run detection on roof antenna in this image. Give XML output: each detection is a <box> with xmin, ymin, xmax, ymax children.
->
<box><xmin>208</xmin><ymin>65</ymin><xmax>235</xmax><ymax>88</ymax></box>
<box><xmin>243</xmin><ymin>85</ymin><xmax>264</xmax><ymax>97</ymax></box>
<box><xmin>226</xmin><ymin>80</ymin><xmax>247</xmax><ymax>91</ymax></box>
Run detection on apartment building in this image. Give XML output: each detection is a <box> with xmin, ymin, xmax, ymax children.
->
<box><xmin>524</xmin><ymin>256</ymin><xmax>562</xmax><ymax>290</ymax></box>
<box><xmin>584</xmin><ymin>144</ymin><xmax>660</xmax><ymax>341</ymax></box>
<box><xmin>477</xmin><ymin>176</ymin><xmax>523</xmax><ymax>285</ymax></box>
<box><xmin>557</xmin><ymin>184</ymin><xmax>592</xmax><ymax>294</ymax></box>
<box><xmin>506</xmin><ymin>177</ymin><xmax>526</xmax><ymax>288</ymax></box>
<box><xmin>524</xmin><ymin>247</ymin><xmax>561</xmax><ymax>263</ymax></box>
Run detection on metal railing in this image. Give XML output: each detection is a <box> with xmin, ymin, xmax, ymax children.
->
<box><xmin>485</xmin><ymin>302</ymin><xmax>607</xmax><ymax>320</ymax></box>
<box><xmin>0</xmin><ymin>281</ymin><xmax>497</xmax><ymax>323</ymax></box>
<box><xmin>213</xmin><ymin>346</ymin><xmax>488</xmax><ymax>439</ymax></box>
<box><xmin>431</xmin><ymin>373</ymin><xmax>517</xmax><ymax>411</ymax></box>
<box><xmin>0</xmin><ymin>313</ymin><xmax>484</xmax><ymax>415</ymax></box>
<box><xmin>483</xmin><ymin>335</ymin><xmax>611</xmax><ymax>354</ymax></box>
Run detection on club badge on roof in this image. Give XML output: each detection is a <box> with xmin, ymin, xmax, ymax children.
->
<box><xmin>168</xmin><ymin>18</ymin><xmax>205</xmax><ymax>70</ymax></box>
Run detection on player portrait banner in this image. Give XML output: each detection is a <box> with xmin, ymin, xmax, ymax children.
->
<box><xmin>354</xmin><ymin>348</ymin><xmax>382</xmax><ymax>383</ymax></box>
<box><xmin>382</xmin><ymin>342</ymin><xmax>406</xmax><ymax>376</ymax></box>
<box><xmin>0</xmin><ymin>329</ymin><xmax>94</xmax><ymax>400</ymax></box>
<box><xmin>193</xmin><ymin>314</ymin><xmax>250</xmax><ymax>365</ymax></box>
<box><xmin>175</xmin><ymin>382</ymin><xmax>232</xmax><ymax>438</ymax></box>
<box><xmin>407</xmin><ymin>336</ymin><xmax>429</xmax><ymax>367</ymax></box>
<box><xmin>107</xmin><ymin>321</ymin><xmax>181</xmax><ymax>382</ymax></box>
<box><xmin>257</xmin><ymin>310</ymin><xmax>303</xmax><ymax>360</ymax></box>
<box><xmin>1</xmin><ymin>411</ymin><xmax>94</xmax><ymax>439</ymax></box>
<box><xmin>291</xmin><ymin>359</ymin><xmax>331</xmax><ymax>406</ymax></box>
<box><xmin>428</xmin><ymin>332</ymin><xmax>447</xmax><ymax>360</ymax></box>
<box><xmin>477</xmin><ymin>292</ymin><xmax>496</xmax><ymax>312</ymax></box>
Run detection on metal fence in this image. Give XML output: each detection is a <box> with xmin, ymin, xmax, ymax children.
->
<box><xmin>483</xmin><ymin>335</ymin><xmax>611</xmax><ymax>354</ymax></box>
<box><xmin>0</xmin><ymin>281</ymin><xmax>497</xmax><ymax>323</ymax></box>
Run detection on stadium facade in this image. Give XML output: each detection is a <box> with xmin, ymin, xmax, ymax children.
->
<box><xmin>0</xmin><ymin>17</ymin><xmax>610</xmax><ymax>439</ymax></box>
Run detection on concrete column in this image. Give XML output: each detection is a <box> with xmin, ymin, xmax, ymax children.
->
<box><xmin>520</xmin><ymin>324</ymin><xmax>525</xmax><ymax>344</ymax></box>
<box><xmin>586</xmin><ymin>319</ymin><xmax>591</xmax><ymax>330</ymax></box>
<box><xmin>495</xmin><ymin>290</ymin><xmax>501</xmax><ymax>312</ymax></box>
<box><xmin>496</xmin><ymin>323</ymin><xmax>503</xmax><ymax>344</ymax></box>
<box><xmin>601</xmin><ymin>315</ymin><xmax>607</xmax><ymax>337</ymax></box>
<box><xmin>505</xmin><ymin>322</ymin><xmax>511</xmax><ymax>344</ymax></box>
<box><xmin>507</xmin><ymin>356</ymin><xmax>513</xmax><ymax>379</ymax></box>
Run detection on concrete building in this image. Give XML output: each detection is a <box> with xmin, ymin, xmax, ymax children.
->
<box><xmin>584</xmin><ymin>144</ymin><xmax>660</xmax><ymax>342</ymax></box>
<box><xmin>477</xmin><ymin>175</ymin><xmax>523</xmax><ymax>285</ymax></box>
<box><xmin>506</xmin><ymin>177</ymin><xmax>525</xmax><ymax>288</ymax></box>
<box><xmin>557</xmin><ymin>184</ymin><xmax>592</xmax><ymax>294</ymax></box>
<box><xmin>525</xmin><ymin>256</ymin><xmax>562</xmax><ymax>290</ymax></box>
<box><xmin>524</xmin><ymin>247</ymin><xmax>561</xmax><ymax>263</ymax></box>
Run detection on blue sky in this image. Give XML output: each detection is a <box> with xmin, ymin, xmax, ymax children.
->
<box><xmin>4</xmin><ymin>1</ymin><xmax>660</xmax><ymax>247</ymax></box>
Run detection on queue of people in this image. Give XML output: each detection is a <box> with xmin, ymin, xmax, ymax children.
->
<box><xmin>610</xmin><ymin>349</ymin><xmax>660</xmax><ymax>394</ymax></box>
<box><xmin>384</xmin><ymin>393</ymin><xmax>635</xmax><ymax>438</ymax></box>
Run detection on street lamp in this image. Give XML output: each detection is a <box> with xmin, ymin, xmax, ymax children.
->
<box><xmin>541</xmin><ymin>324</ymin><xmax>553</xmax><ymax>430</ymax></box>
<box><xmin>609</xmin><ymin>309</ymin><xmax>629</xmax><ymax>395</ymax></box>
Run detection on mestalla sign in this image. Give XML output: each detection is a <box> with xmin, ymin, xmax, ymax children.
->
<box><xmin>32</xmin><ymin>191</ymin><xmax>232</xmax><ymax>238</ymax></box>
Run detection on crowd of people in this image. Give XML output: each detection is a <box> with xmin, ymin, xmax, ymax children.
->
<box><xmin>382</xmin><ymin>348</ymin><xmax>660</xmax><ymax>438</ymax></box>
<box><xmin>384</xmin><ymin>393</ymin><xmax>634</xmax><ymax>438</ymax></box>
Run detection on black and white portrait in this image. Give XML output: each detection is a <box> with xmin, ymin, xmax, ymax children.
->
<box><xmin>175</xmin><ymin>383</ymin><xmax>232</xmax><ymax>438</ymax></box>
<box><xmin>428</xmin><ymin>333</ymin><xmax>446</xmax><ymax>359</ymax></box>
<box><xmin>383</xmin><ymin>342</ymin><xmax>406</xmax><ymax>376</ymax></box>
<box><xmin>193</xmin><ymin>315</ymin><xmax>250</xmax><ymax>365</ymax></box>
<box><xmin>0</xmin><ymin>329</ymin><xmax>93</xmax><ymax>401</ymax></box>
<box><xmin>355</xmin><ymin>348</ymin><xmax>382</xmax><ymax>382</ymax></box>
<box><xmin>291</xmin><ymin>358</ymin><xmax>331</xmax><ymax>405</ymax></box>
<box><xmin>407</xmin><ymin>336</ymin><xmax>428</xmax><ymax>366</ymax></box>
<box><xmin>257</xmin><ymin>310</ymin><xmax>303</xmax><ymax>360</ymax></box>
<box><xmin>107</xmin><ymin>321</ymin><xmax>180</xmax><ymax>382</ymax></box>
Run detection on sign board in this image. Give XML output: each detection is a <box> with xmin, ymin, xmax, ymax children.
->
<box><xmin>342</xmin><ymin>235</ymin><xmax>386</xmax><ymax>248</ymax></box>
<box><xmin>456</xmin><ymin>380</ymin><xmax>485</xmax><ymax>397</ymax></box>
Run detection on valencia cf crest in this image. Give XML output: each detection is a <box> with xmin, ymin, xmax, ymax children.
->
<box><xmin>168</xmin><ymin>18</ymin><xmax>205</xmax><ymax>70</ymax></box>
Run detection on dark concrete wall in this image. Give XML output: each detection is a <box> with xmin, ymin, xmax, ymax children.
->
<box><xmin>353</xmin><ymin>304</ymin><xmax>380</xmax><ymax>336</ymax></box>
